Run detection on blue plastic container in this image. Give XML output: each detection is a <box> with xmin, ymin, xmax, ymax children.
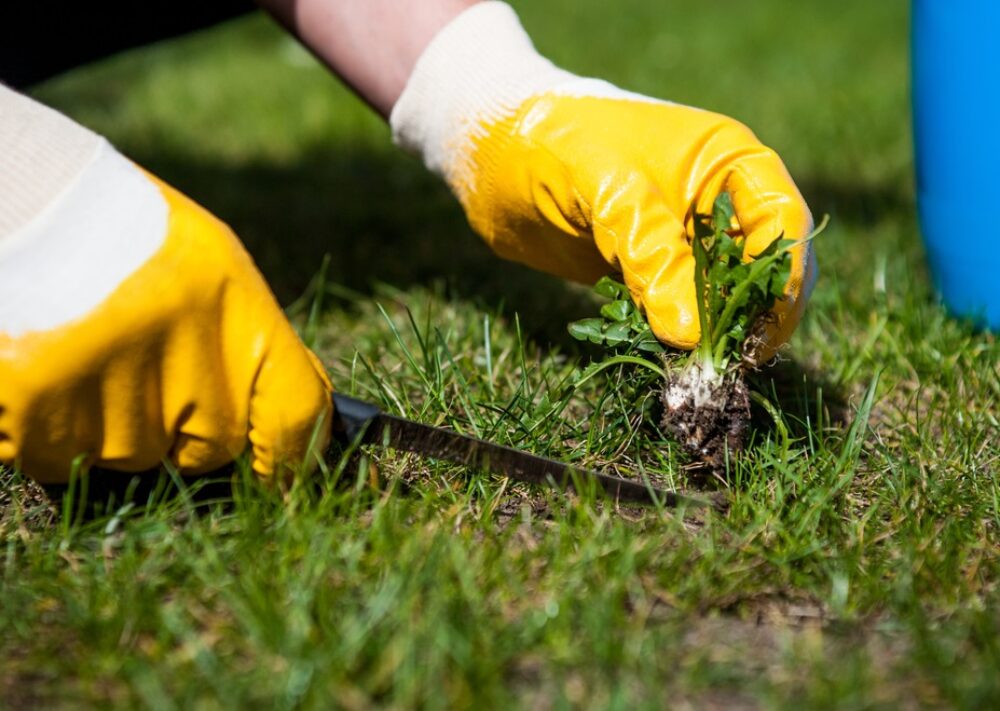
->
<box><xmin>912</xmin><ymin>0</ymin><xmax>1000</xmax><ymax>329</ymax></box>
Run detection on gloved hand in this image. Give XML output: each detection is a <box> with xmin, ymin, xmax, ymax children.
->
<box><xmin>391</xmin><ymin>2</ymin><xmax>815</xmax><ymax>358</ymax></box>
<box><xmin>0</xmin><ymin>88</ymin><xmax>332</xmax><ymax>483</ymax></box>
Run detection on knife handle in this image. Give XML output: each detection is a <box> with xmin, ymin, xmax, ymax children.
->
<box><xmin>331</xmin><ymin>393</ymin><xmax>383</xmax><ymax>444</ymax></box>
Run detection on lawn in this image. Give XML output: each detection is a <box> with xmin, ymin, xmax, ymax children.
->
<box><xmin>3</xmin><ymin>0</ymin><xmax>999</xmax><ymax>707</ymax></box>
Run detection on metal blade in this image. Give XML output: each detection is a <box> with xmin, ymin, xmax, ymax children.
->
<box><xmin>331</xmin><ymin>393</ymin><xmax>715</xmax><ymax>508</ymax></box>
<box><xmin>360</xmin><ymin>412</ymin><xmax>690</xmax><ymax>507</ymax></box>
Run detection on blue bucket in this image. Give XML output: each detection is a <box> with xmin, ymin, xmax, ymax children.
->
<box><xmin>912</xmin><ymin>0</ymin><xmax>1000</xmax><ymax>329</ymax></box>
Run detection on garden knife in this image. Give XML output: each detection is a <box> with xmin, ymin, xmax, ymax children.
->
<box><xmin>332</xmin><ymin>393</ymin><xmax>710</xmax><ymax>508</ymax></box>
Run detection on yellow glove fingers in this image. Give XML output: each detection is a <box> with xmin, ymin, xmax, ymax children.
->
<box><xmin>0</xmin><ymin>326</ymin><xmax>177</xmax><ymax>481</ymax></box>
<box><xmin>592</xmin><ymin>177</ymin><xmax>701</xmax><ymax>350</ymax></box>
<box><xmin>246</xmin><ymin>318</ymin><xmax>333</xmax><ymax>483</ymax></box>
<box><xmin>0</xmin><ymin>263</ymin><xmax>245</xmax><ymax>481</ymax></box>
<box><xmin>153</xmin><ymin>179</ymin><xmax>270</xmax><ymax>474</ymax></box>
<box><xmin>154</xmin><ymin>177</ymin><xmax>334</xmax><ymax>482</ymax></box>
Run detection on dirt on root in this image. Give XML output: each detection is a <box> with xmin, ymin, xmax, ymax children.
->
<box><xmin>660</xmin><ymin>368</ymin><xmax>750</xmax><ymax>473</ymax></box>
<box><xmin>0</xmin><ymin>469</ymin><xmax>57</xmax><ymax>535</ymax></box>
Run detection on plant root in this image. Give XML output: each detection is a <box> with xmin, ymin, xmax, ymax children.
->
<box><xmin>660</xmin><ymin>365</ymin><xmax>750</xmax><ymax>473</ymax></box>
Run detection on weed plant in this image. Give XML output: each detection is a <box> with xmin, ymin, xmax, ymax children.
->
<box><xmin>570</xmin><ymin>193</ymin><xmax>825</xmax><ymax>472</ymax></box>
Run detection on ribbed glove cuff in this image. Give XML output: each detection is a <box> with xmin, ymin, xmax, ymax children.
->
<box><xmin>389</xmin><ymin>2</ymin><xmax>573</xmax><ymax>189</ymax></box>
<box><xmin>0</xmin><ymin>85</ymin><xmax>101</xmax><ymax>242</ymax></box>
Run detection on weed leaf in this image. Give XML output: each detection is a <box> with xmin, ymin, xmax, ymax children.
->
<box><xmin>568</xmin><ymin>318</ymin><xmax>604</xmax><ymax>343</ymax></box>
<box><xmin>593</xmin><ymin>276</ymin><xmax>626</xmax><ymax>299</ymax></box>
<box><xmin>601</xmin><ymin>300</ymin><xmax>633</xmax><ymax>322</ymax></box>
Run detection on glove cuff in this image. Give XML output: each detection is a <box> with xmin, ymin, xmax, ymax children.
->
<box><xmin>0</xmin><ymin>85</ymin><xmax>102</xmax><ymax>241</ymax></box>
<box><xmin>389</xmin><ymin>2</ymin><xmax>573</xmax><ymax>187</ymax></box>
<box><xmin>0</xmin><ymin>87</ymin><xmax>168</xmax><ymax>337</ymax></box>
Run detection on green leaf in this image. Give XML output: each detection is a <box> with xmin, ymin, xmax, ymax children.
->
<box><xmin>593</xmin><ymin>276</ymin><xmax>625</xmax><ymax>299</ymax></box>
<box><xmin>770</xmin><ymin>272</ymin><xmax>790</xmax><ymax>300</ymax></box>
<box><xmin>635</xmin><ymin>338</ymin><xmax>666</xmax><ymax>353</ymax></box>
<box><xmin>716</xmin><ymin>235</ymin><xmax>742</xmax><ymax>267</ymax></box>
<box><xmin>729</xmin><ymin>262</ymin><xmax>752</xmax><ymax>285</ymax></box>
<box><xmin>690</xmin><ymin>228</ymin><xmax>714</xmax><ymax>362</ymax></box>
<box><xmin>603</xmin><ymin>322</ymin><xmax>631</xmax><ymax>345</ymax></box>
<box><xmin>629</xmin><ymin>309</ymin><xmax>649</xmax><ymax>331</ymax></box>
<box><xmin>600</xmin><ymin>299</ymin><xmax>633</xmax><ymax>322</ymax></box>
<box><xmin>568</xmin><ymin>318</ymin><xmax>604</xmax><ymax>342</ymax></box>
<box><xmin>712</xmin><ymin>192</ymin><xmax>735</xmax><ymax>234</ymax></box>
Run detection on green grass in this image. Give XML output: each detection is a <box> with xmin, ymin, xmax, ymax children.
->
<box><xmin>3</xmin><ymin>0</ymin><xmax>999</xmax><ymax>707</ymax></box>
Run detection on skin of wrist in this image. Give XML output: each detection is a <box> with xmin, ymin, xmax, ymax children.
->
<box><xmin>258</xmin><ymin>0</ymin><xmax>482</xmax><ymax>117</ymax></box>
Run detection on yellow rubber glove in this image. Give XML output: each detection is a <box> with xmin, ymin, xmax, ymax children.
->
<box><xmin>391</xmin><ymin>2</ymin><xmax>816</xmax><ymax>358</ymax></box>
<box><xmin>0</xmin><ymin>91</ymin><xmax>331</xmax><ymax>484</ymax></box>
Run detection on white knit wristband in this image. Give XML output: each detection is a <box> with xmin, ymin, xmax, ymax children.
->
<box><xmin>389</xmin><ymin>2</ymin><xmax>573</xmax><ymax>185</ymax></box>
<box><xmin>0</xmin><ymin>87</ymin><xmax>168</xmax><ymax>337</ymax></box>
<box><xmin>0</xmin><ymin>84</ymin><xmax>102</xmax><ymax>241</ymax></box>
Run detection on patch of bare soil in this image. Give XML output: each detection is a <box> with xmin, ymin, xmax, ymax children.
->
<box><xmin>505</xmin><ymin>602</ymin><xmax>912</xmax><ymax>710</ymax></box>
<box><xmin>0</xmin><ymin>648</ymin><xmax>61</xmax><ymax>710</ymax></box>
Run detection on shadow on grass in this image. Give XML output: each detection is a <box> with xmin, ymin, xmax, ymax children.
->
<box><xmin>748</xmin><ymin>357</ymin><xmax>852</xmax><ymax>441</ymax></box>
<box><xmin>32</xmin><ymin>445</ymin><xmax>397</xmax><ymax>524</ymax></box>
<box><xmin>798</xmin><ymin>177</ymin><xmax>914</xmax><ymax>229</ymax></box>
<box><xmin>133</xmin><ymin>144</ymin><xmax>600</xmax><ymax>352</ymax></box>
<box><xmin>39</xmin><ymin>468</ymin><xmax>238</xmax><ymax>522</ymax></box>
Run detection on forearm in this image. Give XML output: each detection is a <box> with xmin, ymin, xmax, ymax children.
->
<box><xmin>257</xmin><ymin>0</ymin><xmax>480</xmax><ymax>117</ymax></box>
